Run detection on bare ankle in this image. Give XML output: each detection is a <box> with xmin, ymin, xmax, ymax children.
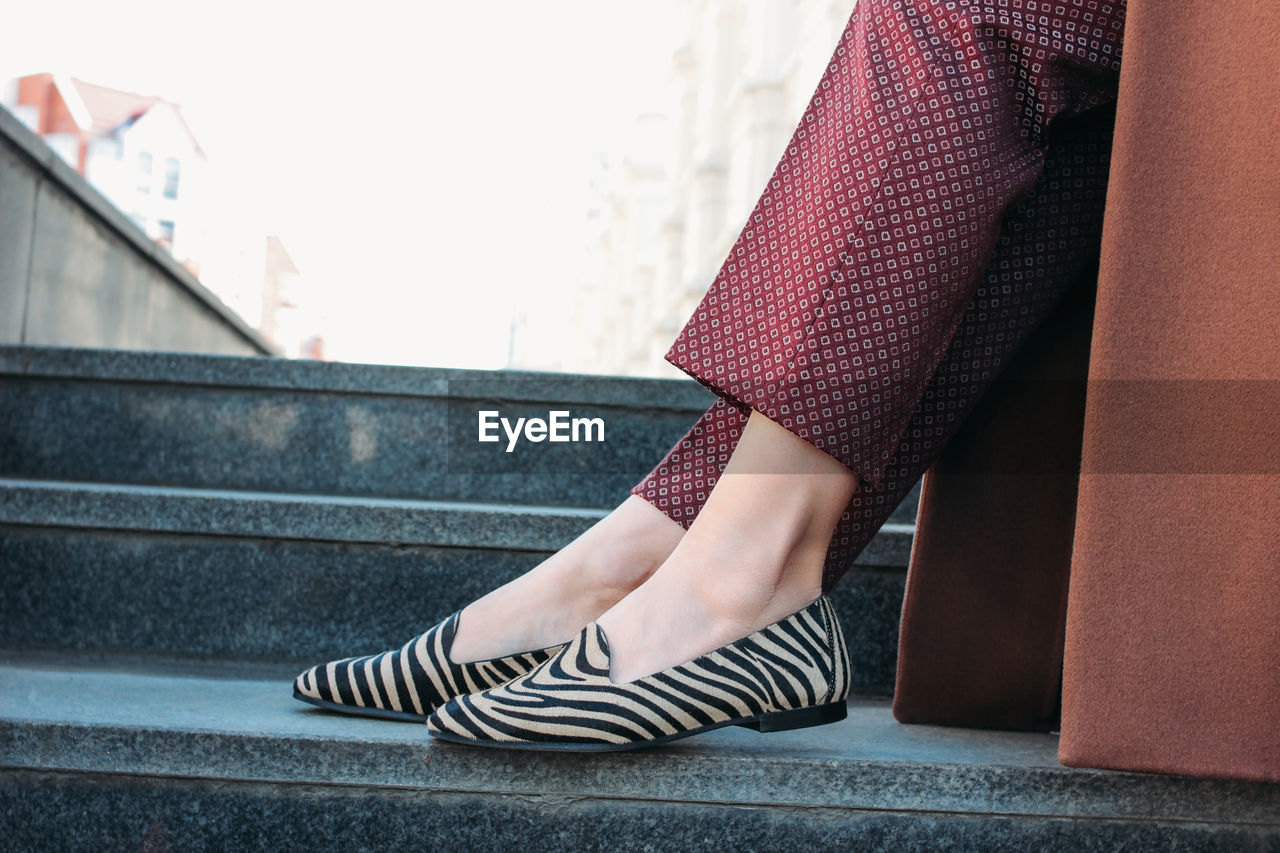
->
<box><xmin>571</xmin><ymin>495</ymin><xmax>685</xmax><ymax>593</ymax></box>
<box><xmin>648</xmin><ymin>542</ymin><xmax>822</xmax><ymax>632</ymax></box>
<box><xmin>697</xmin><ymin>570</ymin><xmax>822</xmax><ymax>626</ymax></box>
<box><xmin>450</xmin><ymin>496</ymin><xmax>684</xmax><ymax>663</ymax></box>
<box><xmin>659</xmin><ymin>507</ymin><xmax>826</xmax><ymax>611</ymax></box>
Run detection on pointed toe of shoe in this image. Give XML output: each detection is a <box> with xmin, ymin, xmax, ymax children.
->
<box><xmin>290</xmin><ymin>613</ymin><xmax>565</xmax><ymax>724</ymax></box>
<box><xmin>293</xmin><ymin>664</ymin><xmax>322</xmax><ymax>701</ymax></box>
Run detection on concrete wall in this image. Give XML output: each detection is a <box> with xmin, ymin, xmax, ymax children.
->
<box><xmin>0</xmin><ymin>105</ymin><xmax>275</xmax><ymax>356</ymax></box>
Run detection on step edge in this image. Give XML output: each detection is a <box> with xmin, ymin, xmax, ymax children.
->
<box><xmin>0</xmin><ymin>477</ymin><xmax>612</xmax><ymax>518</ymax></box>
<box><xmin>0</xmin><ymin>477</ymin><xmax>915</xmax><ymax>563</ymax></box>
<box><xmin>3</xmin><ymin>715</ymin><xmax>1273</xmax><ymax>827</ymax></box>
<box><xmin>0</xmin><ymin>345</ymin><xmax>715</xmax><ymax>411</ymax></box>
<box><xmin>0</xmin><ymin>477</ymin><xmax>608</xmax><ymax>552</ymax></box>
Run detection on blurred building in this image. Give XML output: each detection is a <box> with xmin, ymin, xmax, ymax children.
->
<box><xmin>509</xmin><ymin>0</ymin><xmax>856</xmax><ymax>377</ymax></box>
<box><xmin>2</xmin><ymin>74</ymin><xmax>322</xmax><ymax>359</ymax></box>
<box><xmin>8</xmin><ymin>73</ymin><xmax>208</xmax><ymax>270</ymax></box>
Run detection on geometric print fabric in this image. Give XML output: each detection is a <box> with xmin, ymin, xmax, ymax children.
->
<box><xmin>634</xmin><ymin>0</ymin><xmax>1126</xmax><ymax>590</ymax></box>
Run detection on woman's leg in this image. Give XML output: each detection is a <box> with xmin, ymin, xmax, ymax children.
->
<box><xmin>332</xmin><ymin>0</ymin><xmax>1126</xmax><ymax>696</ymax></box>
<box><xmin>596</xmin><ymin>0</ymin><xmax>1126</xmax><ymax>682</ymax></box>
<box><xmin>600</xmin><ymin>410</ymin><xmax>858</xmax><ymax>683</ymax></box>
<box><xmin>633</xmin><ymin>2</ymin><xmax>1124</xmax><ymax>596</ymax></box>
<box><xmin>456</xmin><ymin>0</ymin><xmax>1128</xmax><ymax>669</ymax></box>
<box><xmin>448</xmin><ymin>494</ymin><xmax>685</xmax><ymax>662</ymax></box>
<box><xmin>662</xmin><ymin>0</ymin><xmax>1124</xmax><ymax>494</ymax></box>
<box><xmin>422</xmin><ymin>0</ymin><xmax>1129</xmax><ymax>747</ymax></box>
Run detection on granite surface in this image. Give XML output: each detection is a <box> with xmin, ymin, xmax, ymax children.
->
<box><xmin>0</xmin><ymin>477</ymin><xmax>914</xmax><ymax>560</ymax></box>
<box><xmin>0</xmin><ymin>343</ymin><xmax>717</xmax><ymax>408</ymax></box>
<box><xmin>3</xmin><ymin>770</ymin><xmax>1274</xmax><ymax>852</ymax></box>
<box><xmin>0</xmin><ymin>344</ymin><xmax>925</xmax><ymax>520</ymax></box>
<box><xmin>0</xmin><ymin>518</ymin><xmax>906</xmax><ymax>691</ymax></box>
<box><xmin>1</xmin><ymin>662</ymin><xmax>1276</xmax><ymax>832</ymax></box>
<box><xmin>0</xmin><ymin>371</ymin><xmax>711</xmax><ymax>509</ymax></box>
<box><xmin>0</xmin><ymin>478</ymin><xmax>609</xmax><ymax>550</ymax></box>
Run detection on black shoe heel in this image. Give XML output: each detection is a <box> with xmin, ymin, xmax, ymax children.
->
<box><xmin>741</xmin><ymin>701</ymin><xmax>848</xmax><ymax>733</ymax></box>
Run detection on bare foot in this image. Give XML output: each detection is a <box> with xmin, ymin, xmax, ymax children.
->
<box><xmin>448</xmin><ymin>495</ymin><xmax>685</xmax><ymax>663</ymax></box>
<box><xmin>595</xmin><ymin>412</ymin><xmax>859</xmax><ymax>684</ymax></box>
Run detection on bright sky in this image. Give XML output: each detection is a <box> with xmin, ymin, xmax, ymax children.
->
<box><xmin>1</xmin><ymin>0</ymin><xmax>685</xmax><ymax>368</ymax></box>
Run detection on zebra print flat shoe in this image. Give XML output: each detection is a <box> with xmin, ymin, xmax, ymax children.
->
<box><xmin>425</xmin><ymin>594</ymin><xmax>851</xmax><ymax>750</ymax></box>
<box><xmin>293</xmin><ymin>611</ymin><xmax>565</xmax><ymax>722</ymax></box>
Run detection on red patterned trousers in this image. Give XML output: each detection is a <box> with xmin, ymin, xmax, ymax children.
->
<box><xmin>632</xmin><ymin>0</ymin><xmax>1128</xmax><ymax>591</ymax></box>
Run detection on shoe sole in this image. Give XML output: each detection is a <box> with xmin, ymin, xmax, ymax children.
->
<box><xmin>293</xmin><ymin>686</ymin><xmax>430</xmax><ymax>723</ymax></box>
<box><xmin>428</xmin><ymin>700</ymin><xmax>848</xmax><ymax>752</ymax></box>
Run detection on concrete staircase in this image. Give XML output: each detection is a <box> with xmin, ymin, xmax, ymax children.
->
<box><xmin>1</xmin><ymin>344</ymin><xmax>1275</xmax><ymax>850</ymax></box>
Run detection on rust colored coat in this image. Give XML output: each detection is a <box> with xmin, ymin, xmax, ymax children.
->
<box><xmin>893</xmin><ymin>0</ymin><xmax>1280</xmax><ymax>782</ymax></box>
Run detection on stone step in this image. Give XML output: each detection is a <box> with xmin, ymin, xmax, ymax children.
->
<box><xmin>0</xmin><ymin>659</ymin><xmax>1274</xmax><ymax>851</ymax></box>
<box><xmin>0</xmin><ymin>478</ymin><xmax>911</xmax><ymax>693</ymax></box>
<box><xmin>0</xmin><ymin>343</ymin><xmax>923</xmax><ymax>522</ymax></box>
